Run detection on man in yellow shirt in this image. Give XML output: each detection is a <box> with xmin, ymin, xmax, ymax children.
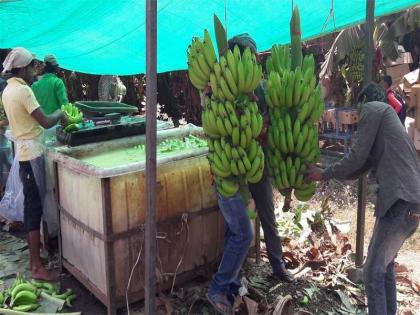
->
<box><xmin>2</xmin><ymin>47</ymin><xmax>66</xmax><ymax>281</ymax></box>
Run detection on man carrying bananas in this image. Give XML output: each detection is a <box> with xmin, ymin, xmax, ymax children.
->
<box><xmin>2</xmin><ymin>48</ymin><xmax>67</xmax><ymax>281</ymax></box>
<box><xmin>227</xmin><ymin>34</ymin><xmax>295</xmax><ymax>283</ymax></box>
<box><xmin>307</xmin><ymin>82</ymin><xmax>420</xmax><ymax>315</ymax></box>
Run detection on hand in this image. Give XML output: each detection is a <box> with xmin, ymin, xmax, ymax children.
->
<box><xmin>305</xmin><ymin>166</ymin><xmax>324</xmax><ymax>182</ymax></box>
<box><xmin>247</xmin><ymin>93</ymin><xmax>258</xmax><ymax>102</ymax></box>
<box><xmin>60</xmin><ymin>110</ymin><xmax>69</xmax><ymax>126</ymax></box>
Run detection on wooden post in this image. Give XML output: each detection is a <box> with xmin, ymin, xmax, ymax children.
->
<box><xmin>355</xmin><ymin>0</ymin><xmax>375</xmax><ymax>268</ymax></box>
<box><xmin>145</xmin><ymin>0</ymin><xmax>157</xmax><ymax>313</ymax></box>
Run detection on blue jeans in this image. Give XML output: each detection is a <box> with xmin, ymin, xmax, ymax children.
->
<box><xmin>208</xmin><ymin>192</ymin><xmax>253</xmax><ymax>298</ymax></box>
<box><xmin>249</xmin><ymin>167</ymin><xmax>285</xmax><ymax>274</ymax></box>
<box><xmin>364</xmin><ymin>200</ymin><xmax>419</xmax><ymax>315</ymax></box>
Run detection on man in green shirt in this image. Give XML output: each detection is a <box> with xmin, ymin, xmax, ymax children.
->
<box><xmin>32</xmin><ymin>55</ymin><xmax>69</xmax><ymax>114</ymax></box>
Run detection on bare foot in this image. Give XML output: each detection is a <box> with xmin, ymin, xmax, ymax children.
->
<box><xmin>31</xmin><ymin>266</ymin><xmax>59</xmax><ymax>281</ymax></box>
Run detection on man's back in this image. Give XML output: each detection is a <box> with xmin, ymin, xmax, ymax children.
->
<box><xmin>361</xmin><ymin>101</ymin><xmax>420</xmax><ymax>216</ymax></box>
<box><xmin>32</xmin><ymin>73</ymin><xmax>68</xmax><ymax>115</ymax></box>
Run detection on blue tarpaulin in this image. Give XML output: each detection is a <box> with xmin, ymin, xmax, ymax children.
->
<box><xmin>0</xmin><ymin>0</ymin><xmax>419</xmax><ymax>75</ymax></box>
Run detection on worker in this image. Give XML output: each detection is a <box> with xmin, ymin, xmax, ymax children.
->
<box><xmin>228</xmin><ymin>34</ymin><xmax>295</xmax><ymax>282</ymax></box>
<box><xmin>2</xmin><ymin>47</ymin><xmax>67</xmax><ymax>281</ymax></box>
<box><xmin>32</xmin><ymin>54</ymin><xmax>69</xmax><ymax>115</ymax></box>
<box><xmin>380</xmin><ymin>75</ymin><xmax>406</xmax><ymax>125</ymax></box>
<box><xmin>306</xmin><ymin>82</ymin><xmax>420</xmax><ymax>315</ymax></box>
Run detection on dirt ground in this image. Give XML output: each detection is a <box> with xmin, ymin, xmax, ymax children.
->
<box><xmin>1</xmin><ymin>156</ymin><xmax>419</xmax><ymax>315</ymax></box>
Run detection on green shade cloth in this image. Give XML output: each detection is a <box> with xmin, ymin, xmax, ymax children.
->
<box><xmin>32</xmin><ymin>73</ymin><xmax>69</xmax><ymax>114</ymax></box>
<box><xmin>0</xmin><ymin>0</ymin><xmax>419</xmax><ymax>75</ymax></box>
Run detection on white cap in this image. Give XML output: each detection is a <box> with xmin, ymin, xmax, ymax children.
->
<box><xmin>2</xmin><ymin>47</ymin><xmax>35</xmax><ymax>73</ymax></box>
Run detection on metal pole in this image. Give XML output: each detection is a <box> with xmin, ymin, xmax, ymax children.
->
<box><xmin>355</xmin><ymin>0</ymin><xmax>374</xmax><ymax>268</ymax></box>
<box><xmin>145</xmin><ymin>0</ymin><xmax>157</xmax><ymax>313</ymax></box>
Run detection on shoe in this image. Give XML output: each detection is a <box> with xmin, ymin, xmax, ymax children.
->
<box><xmin>206</xmin><ymin>293</ymin><xmax>234</xmax><ymax>315</ymax></box>
<box><xmin>274</xmin><ymin>266</ymin><xmax>296</xmax><ymax>283</ymax></box>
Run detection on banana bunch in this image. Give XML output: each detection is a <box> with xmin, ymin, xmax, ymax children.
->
<box><xmin>264</xmin><ymin>6</ymin><xmax>323</xmax><ymax>202</ymax></box>
<box><xmin>188</xmin><ymin>29</ymin><xmax>265</xmax><ymax>199</ymax></box>
<box><xmin>203</xmin><ymin>97</ymin><xmax>265</xmax><ymax>197</ymax></box>
<box><xmin>264</xmin><ymin>55</ymin><xmax>318</xmax><ymax>111</ymax></box>
<box><xmin>266</xmin><ymin>44</ymin><xmax>291</xmax><ymax>74</ymax></box>
<box><xmin>349</xmin><ymin>45</ymin><xmax>364</xmax><ymax>83</ymax></box>
<box><xmin>5</xmin><ymin>274</ymin><xmax>40</xmax><ymax>312</ymax></box>
<box><xmin>31</xmin><ymin>280</ymin><xmax>76</xmax><ymax>307</ymax></box>
<box><xmin>62</xmin><ymin>103</ymin><xmax>83</xmax><ymax>133</ymax></box>
<box><xmin>209</xmin><ymin>46</ymin><xmax>263</xmax><ymax>101</ymax></box>
<box><xmin>61</xmin><ymin>103</ymin><xmax>83</xmax><ymax>124</ymax></box>
<box><xmin>187</xmin><ymin>29</ymin><xmax>217</xmax><ymax>90</ymax></box>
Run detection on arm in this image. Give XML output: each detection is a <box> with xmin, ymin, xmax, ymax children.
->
<box><xmin>55</xmin><ymin>79</ymin><xmax>69</xmax><ymax>106</ymax></box>
<box><xmin>387</xmin><ymin>93</ymin><xmax>402</xmax><ymax>114</ymax></box>
<box><xmin>322</xmin><ymin>106</ymin><xmax>380</xmax><ymax>180</ymax></box>
<box><xmin>31</xmin><ymin>108</ymin><xmax>64</xmax><ymax>129</ymax></box>
<box><xmin>21</xmin><ymin>85</ymin><xmax>65</xmax><ymax>129</ymax></box>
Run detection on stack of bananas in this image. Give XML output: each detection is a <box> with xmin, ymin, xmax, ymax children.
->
<box><xmin>7</xmin><ymin>274</ymin><xmax>39</xmax><ymax>312</ymax></box>
<box><xmin>349</xmin><ymin>45</ymin><xmax>364</xmax><ymax>83</ymax></box>
<box><xmin>187</xmin><ymin>29</ymin><xmax>217</xmax><ymax>91</ymax></box>
<box><xmin>187</xmin><ymin>30</ymin><xmax>265</xmax><ymax>198</ymax></box>
<box><xmin>61</xmin><ymin>103</ymin><xmax>83</xmax><ymax>133</ymax></box>
<box><xmin>0</xmin><ymin>273</ymin><xmax>77</xmax><ymax>312</ymax></box>
<box><xmin>202</xmin><ymin>96</ymin><xmax>264</xmax><ymax>197</ymax></box>
<box><xmin>264</xmin><ymin>7</ymin><xmax>323</xmax><ymax>202</ymax></box>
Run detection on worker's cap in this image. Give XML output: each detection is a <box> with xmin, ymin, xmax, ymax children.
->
<box><xmin>2</xmin><ymin>47</ymin><xmax>35</xmax><ymax>73</ymax></box>
<box><xmin>358</xmin><ymin>82</ymin><xmax>386</xmax><ymax>103</ymax></box>
<box><xmin>44</xmin><ymin>54</ymin><xmax>58</xmax><ymax>66</ymax></box>
<box><xmin>228</xmin><ymin>33</ymin><xmax>257</xmax><ymax>53</ymax></box>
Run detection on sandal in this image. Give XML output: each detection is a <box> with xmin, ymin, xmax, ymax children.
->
<box><xmin>206</xmin><ymin>293</ymin><xmax>234</xmax><ymax>315</ymax></box>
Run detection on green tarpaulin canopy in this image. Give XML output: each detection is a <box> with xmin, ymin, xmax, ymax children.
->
<box><xmin>0</xmin><ymin>0</ymin><xmax>419</xmax><ymax>75</ymax></box>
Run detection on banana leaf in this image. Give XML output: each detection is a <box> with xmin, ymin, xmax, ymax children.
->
<box><xmin>214</xmin><ymin>14</ymin><xmax>228</xmax><ymax>57</ymax></box>
<box><xmin>320</xmin><ymin>5</ymin><xmax>420</xmax><ymax>79</ymax></box>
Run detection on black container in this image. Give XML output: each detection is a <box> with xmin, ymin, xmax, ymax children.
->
<box><xmin>57</xmin><ymin>117</ymin><xmax>146</xmax><ymax>146</ymax></box>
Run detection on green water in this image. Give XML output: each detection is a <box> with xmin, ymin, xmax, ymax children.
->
<box><xmin>79</xmin><ymin>136</ymin><xmax>207</xmax><ymax>168</ymax></box>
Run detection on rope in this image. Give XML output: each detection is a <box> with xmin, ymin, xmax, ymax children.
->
<box><xmin>321</xmin><ymin>0</ymin><xmax>336</xmax><ymax>34</ymax></box>
<box><xmin>224</xmin><ymin>0</ymin><xmax>228</xmax><ymax>39</ymax></box>
<box><xmin>125</xmin><ymin>225</ymin><xmax>145</xmax><ymax>315</ymax></box>
<box><xmin>125</xmin><ymin>213</ymin><xmax>191</xmax><ymax>314</ymax></box>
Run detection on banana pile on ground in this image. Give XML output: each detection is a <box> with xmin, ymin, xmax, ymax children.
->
<box><xmin>0</xmin><ymin>273</ymin><xmax>76</xmax><ymax>312</ymax></box>
<box><xmin>61</xmin><ymin>103</ymin><xmax>83</xmax><ymax>133</ymax></box>
<box><xmin>187</xmin><ymin>30</ymin><xmax>264</xmax><ymax>198</ymax></box>
<box><xmin>264</xmin><ymin>7</ymin><xmax>323</xmax><ymax>202</ymax></box>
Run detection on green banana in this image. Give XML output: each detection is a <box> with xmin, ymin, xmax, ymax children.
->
<box><xmin>226</xmin><ymin>49</ymin><xmax>238</xmax><ymax>83</ymax></box>
<box><xmin>203</xmin><ymin>29</ymin><xmax>217</xmax><ymax>68</ymax></box>
<box><xmin>230</xmin><ymin>160</ymin><xmax>240</xmax><ymax>176</ymax></box>
<box><xmin>12</xmin><ymin>304</ymin><xmax>39</xmax><ymax>312</ymax></box>
<box><xmin>11</xmin><ymin>290</ymin><xmax>38</xmax><ymax>307</ymax></box>
<box><xmin>11</xmin><ymin>283</ymin><xmax>37</xmax><ymax>299</ymax></box>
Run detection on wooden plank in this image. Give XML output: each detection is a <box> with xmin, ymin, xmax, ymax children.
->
<box><xmin>183</xmin><ymin>214</ymin><xmax>203</xmax><ymax>271</ymax></box>
<box><xmin>60</xmin><ymin>214</ymin><xmax>107</xmax><ymax>294</ymax></box>
<box><xmin>128</xmin><ymin>233</ymin><xmax>145</xmax><ymax>294</ymax></box>
<box><xmin>201</xmin><ymin>210</ymin><xmax>219</xmax><ymax>264</ymax></box>
<box><xmin>164</xmin><ymin>170</ymin><xmax>186</xmax><ymax>218</ymax></box>
<box><xmin>156</xmin><ymin>221</ymin><xmax>169</xmax><ymax>288</ymax></box>
<box><xmin>110</xmin><ymin>176</ymin><xmax>128</xmax><ymax>234</ymax></box>
<box><xmin>156</xmin><ymin>172</ymin><xmax>168</xmax><ymax>222</ymax></box>
<box><xmin>165</xmin><ymin>218</ymin><xmax>186</xmax><ymax>275</ymax></box>
<box><xmin>127</xmin><ymin>173</ymin><xmax>145</xmax><ymax>229</ymax></box>
<box><xmin>182</xmin><ymin>165</ymin><xmax>202</xmax><ymax>212</ymax></box>
<box><xmin>113</xmin><ymin>239</ymin><xmax>131</xmax><ymax>297</ymax></box>
<box><xmin>58</xmin><ymin>165</ymin><xmax>103</xmax><ymax>233</ymax></box>
<box><xmin>198</xmin><ymin>161</ymin><xmax>217</xmax><ymax>209</ymax></box>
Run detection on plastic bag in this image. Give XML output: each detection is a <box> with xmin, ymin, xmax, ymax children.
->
<box><xmin>0</xmin><ymin>150</ymin><xmax>24</xmax><ymax>221</ymax></box>
<box><xmin>0</xmin><ymin>133</ymin><xmax>47</xmax><ymax>225</ymax></box>
<box><xmin>0</xmin><ymin>133</ymin><xmax>12</xmax><ymax>186</ymax></box>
